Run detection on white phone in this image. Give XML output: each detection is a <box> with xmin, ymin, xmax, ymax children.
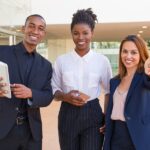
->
<box><xmin>0</xmin><ymin>61</ymin><xmax>11</xmax><ymax>98</ymax></box>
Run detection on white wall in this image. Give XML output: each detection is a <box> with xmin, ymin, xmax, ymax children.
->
<box><xmin>47</xmin><ymin>39</ymin><xmax>74</xmax><ymax>63</ymax></box>
<box><xmin>0</xmin><ymin>0</ymin><xmax>31</xmax><ymax>26</ymax></box>
<box><xmin>31</xmin><ymin>0</ymin><xmax>150</xmax><ymax>24</ymax></box>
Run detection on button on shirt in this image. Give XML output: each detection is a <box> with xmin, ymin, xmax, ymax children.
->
<box><xmin>24</xmin><ymin>52</ymin><xmax>34</xmax><ymax>85</ymax></box>
<box><xmin>52</xmin><ymin>50</ymin><xmax>112</xmax><ymax>101</ymax></box>
<box><xmin>17</xmin><ymin>43</ymin><xmax>35</xmax><ymax>112</ymax></box>
<box><xmin>19</xmin><ymin>43</ymin><xmax>35</xmax><ymax>85</ymax></box>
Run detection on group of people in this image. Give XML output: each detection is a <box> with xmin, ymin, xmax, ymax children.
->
<box><xmin>0</xmin><ymin>7</ymin><xmax>150</xmax><ymax>150</ymax></box>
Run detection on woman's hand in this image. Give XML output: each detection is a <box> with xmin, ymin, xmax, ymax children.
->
<box><xmin>64</xmin><ymin>90</ymin><xmax>87</xmax><ymax>106</ymax></box>
<box><xmin>100</xmin><ymin>124</ymin><xmax>105</xmax><ymax>134</ymax></box>
<box><xmin>144</xmin><ymin>57</ymin><xmax>150</xmax><ymax>76</ymax></box>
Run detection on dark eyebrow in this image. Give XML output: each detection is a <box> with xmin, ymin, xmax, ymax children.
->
<box><xmin>28</xmin><ymin>22</ymin><xmax>45</xmax><ymax>28</ymax></box>
<box><xmin>122</xmin><ymin>48</ymin><xmax>138</xmax><ymax>51</ymax></box>
<box><xmin>130</xmin><ymin>49</ymin><xmax>139</xmax><ymax>51</ymax></box>
<box><xmin>28</xmin><ymin>22</ymin><xmax>36</xmax><ymax>26</ymax></box>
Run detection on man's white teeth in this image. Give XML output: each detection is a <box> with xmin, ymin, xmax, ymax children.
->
<box><xmin>78</xmin><ymin>42</ymin><xmax>85</xmax><ymax>45</ymax></box>
<box><xmin>30</xmin><ymin>36</ymin><xmax>37</xmax><ymax>40</ymax></box>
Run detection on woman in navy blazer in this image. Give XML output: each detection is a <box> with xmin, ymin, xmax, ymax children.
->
<box><xmin>104</xmin><ymin>35</ymin><xmax>150</xmax><ymax>150</ymax></box>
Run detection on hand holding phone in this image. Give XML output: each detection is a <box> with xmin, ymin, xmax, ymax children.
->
<box><xmin>78</xmin><ymin>92</ymin><xmax>90</xmax><ymax>102</ymax></box>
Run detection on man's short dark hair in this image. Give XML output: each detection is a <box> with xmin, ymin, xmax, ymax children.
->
<box><xmin>25</xmin><ymin>14</ymin><xmax>46</xmax><ymax>26</ymax></box>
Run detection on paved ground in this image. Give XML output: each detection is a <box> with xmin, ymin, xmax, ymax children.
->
<box><xmin>41</xmin><ymin>101</ymin><xmax>60</xmax><ymax>150</ymax></box>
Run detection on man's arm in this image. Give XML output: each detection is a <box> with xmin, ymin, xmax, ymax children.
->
<box><xmin>11</xmin><ymin>62</ymin><xmax>54</xmax><ymax>107</ymax></box>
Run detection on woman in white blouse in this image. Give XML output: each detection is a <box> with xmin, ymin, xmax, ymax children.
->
<box><xmin>52</xmin><ymin>8</ymin><xmax>112</xmax><ymax>150</ymax></box>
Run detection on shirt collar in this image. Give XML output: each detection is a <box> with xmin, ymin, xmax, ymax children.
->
<box><xmin>20</xmin><ymin>42</ymin><xmax>36</xmax><ymax>55</ymax></box>
<box><xmin>72</xmin><ymin>49</ymin><xmax>93</xmax><ymax>62</ymax></box>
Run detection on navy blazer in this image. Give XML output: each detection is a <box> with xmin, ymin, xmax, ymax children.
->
<box><xmin>0</xmin><ymin>42</ymin><xmax>53</xmax><ymax>141</ymax></box>
<box><xmin>104</xmin><ymin>72</ymin><xmax>150</xmax><ymax>150</ymax></box>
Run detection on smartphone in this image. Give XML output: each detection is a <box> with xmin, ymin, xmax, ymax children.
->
<box><xmin>79</xmin><ymin>92</ymin><xmax>90</xmax><ymax>101</ymax></box>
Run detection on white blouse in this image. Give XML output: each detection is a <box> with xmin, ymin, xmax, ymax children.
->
<box><xmin>52</xmin><ymin>49</ymin><xmax>112</xmax><ymax>101</ymax></box>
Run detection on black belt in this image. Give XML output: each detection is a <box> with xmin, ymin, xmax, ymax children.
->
<box><xmin>16</xmin><ymin>116</ymin><xmax>28</xmax><ymax>125</ymax></box>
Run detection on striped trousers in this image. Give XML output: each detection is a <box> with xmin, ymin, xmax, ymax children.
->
<box><xmin>58</xmin><ymin>98</ymin><xmax>104</xmax><ymax>150</ymax></box>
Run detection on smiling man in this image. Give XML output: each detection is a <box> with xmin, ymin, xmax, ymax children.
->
<box><xmin>0</xmin><ymin>14</ymin><xmax>53</xmax><ymax>150</ymax></box>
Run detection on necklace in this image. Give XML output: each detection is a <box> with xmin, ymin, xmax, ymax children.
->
<box><xmin>117</xmin><ymin>88</ymin><xmax>127</xmax><ymax>95</ymax></box>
